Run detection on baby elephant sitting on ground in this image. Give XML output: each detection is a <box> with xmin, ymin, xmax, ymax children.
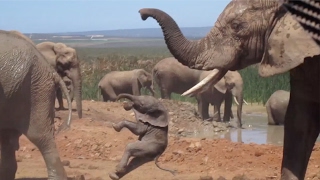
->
<box><xmin>109</xmin><ymin>93</ymin><xmax>175</xmax><ymax>180</ymax></box>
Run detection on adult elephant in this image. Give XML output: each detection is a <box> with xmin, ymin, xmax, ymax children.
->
<box><xmin>153</xmin><ymin>57</ymin><xmax>246</xmax><ymax>126</ymax></box>
<box><xmin>98</xmin><ymin>69</ymin><xmax>155</xmax><ymax>102</ymax></box>
<box><xmin>0</xmin><ymin>30</ymin><xmax>72</xmax><ymax>180</ymax></box>
<box><xmin>266</xmin><ymin>90</ymin><xmax>290</xmax><ymax>125</ymax></box>
<box><xmin>139</xmin><ymin>1</ymin><xmax>320</xmax><ymax>179</ymax></box>
<box><xmin>36</xmin><ymin>42</ymin><xmax>82</xmax><ymax>119</ymax></box>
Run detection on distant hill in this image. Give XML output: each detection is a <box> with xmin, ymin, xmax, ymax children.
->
<box><xmin>24</xmin><ymin>26</ymin><xmax>212</xmax><ymax>40</ymax></box>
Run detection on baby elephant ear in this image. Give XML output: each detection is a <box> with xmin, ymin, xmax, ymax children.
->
<box><xmin>259</xmin><ymin>12</ymin><xmax>320</xmax><ymax>77</ymax></box>
<box><xmin>133</xmin><ymin>98</ymin><xmax>169</xmax><ymax>127</ymax></box>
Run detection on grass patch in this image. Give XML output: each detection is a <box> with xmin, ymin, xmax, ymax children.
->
<box><xmin>78</xmin><ymin>47</ymin><xmax>289</xmax><ymax>105</ymax></box>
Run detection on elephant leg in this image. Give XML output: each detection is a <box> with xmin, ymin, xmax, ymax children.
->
<box><xmin>213</xmin><ymin>104</ymin><xmax>221</xmax><ymax>122</ymax></box>
<box><xmin>160</xmin><ymin>88</ymin><xmax>171</xmax><ymax>99</ymax></box>
<box><xmin>104</xmin><ymin>89</ymin><xmax>117</xmax><ymax>102</ymax></box>
<box><xmin>109</xmin><ymin>156</ymin><xmax>153</xmax><ymax>180</ymax></box>
<box><xmin>25</xmin><ymin>119</ymin><xmax>67</xmax><ymax>180</ymax></box>
<box><xmin>101</xmin><ymin>90</ymin><xmax>109</xmax><ymax>102</ymax></box>
<box><xmin>112</xmin><ymin>120</ymin><xmax>142</xmax><ymax>136</ymax></box>
<box><xmin>223</xmin><ymin>91</ymin><xmax>233</xmax><ymax>122</ymax></box>
<box><xmin>281</xmin><ymin>95</ymin><xmax>319</xmax><ymax>179</ymax></box>
<box><xmin>110</xmin><ymin>141</ymin><xmax>156</xmax><ymax>180</ymax></box>
<box><xmin>0</xmin><ymin>129</ymin><xmax>20</xmax><ymax>180</ymax></box>
<box><xmin>198</xmin><ymin>98</ymin><xmax>210</xmax><ymax>120</ymax></box>
<box><xmin>56</xmin><ymin>88</ymin><xmax>66</xmax><ymax>110</ymax></box>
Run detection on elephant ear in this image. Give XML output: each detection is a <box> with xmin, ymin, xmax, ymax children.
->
<box><xmin>214</xmin><ymin>77</ymin><xmax>227</xmax><ymax>94</ymax></box>
<box><xmin>259</xmin><ymin>12</ymin><xmax>320</xmax><ymax>77</ymax></box>
<box><xmin>132</xmin><ymin>96</ymin><xmax>169</xmax><ymax>127</ymax></box>
<box><xmin>137</xmin><ymin>70</ymin><xmax>148</xmax><ymax>86</ymax></box>
<box><xmin>54</xmin><ymin>43</ymin><xmax>75</xmax><ymax>66</ymax></box>
<box><xmin>36</xmin><ymin>42</ymin><xmax>58</xmax><ymax>67</ymax></box>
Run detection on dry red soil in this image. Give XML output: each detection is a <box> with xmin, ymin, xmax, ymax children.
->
<box><xmin>14</xmin><ymin>99</ymin><xmax>320</xmax><ymax>180</ymax></box>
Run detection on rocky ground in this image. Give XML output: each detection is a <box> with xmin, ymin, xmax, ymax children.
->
<box><xmin>14</xmin><ymin>99</ymin><xmax>320</xmax><ymax>180</ymax></box>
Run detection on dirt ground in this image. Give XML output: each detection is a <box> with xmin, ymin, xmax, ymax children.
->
<box><xmin>14</xmin><ymin>99</ymin><xmax>320</xmax><ymax>180</ymax></box>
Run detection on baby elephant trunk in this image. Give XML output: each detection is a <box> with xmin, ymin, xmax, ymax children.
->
<box><xmin>116</xmin><ymin>93</ymin><xmax>140</xmax><ymax>106</ymax></box>
<box><xmin>154</xmin><ymin>153</ymin><xmax>176</xmax><ymax>175</ymax></box>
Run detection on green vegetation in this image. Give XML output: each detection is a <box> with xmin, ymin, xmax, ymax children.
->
<box><xmin>77</xmin><ymin>46</ymin><xmax>290</xmax><ymax>105</ymax></box>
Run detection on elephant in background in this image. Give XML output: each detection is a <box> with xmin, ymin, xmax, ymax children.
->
<box><xmin>98</xmin><ymin>69</ymin><xmax>155</xmax><ymax>102</ymax></box>
<box><xmin>56</xmin><ymin>76</ymin><xmax>74</xmax><ymax>109</ymax></box>
<box><xmin>0</xmin><ymin>30</ymin><xmax>72</xmax><ymax>180</ymax></box>
<box><xmin>139</xmin><ymin>1</ymin><xmax>320</xmax><ymax>179</ymax></box>
<box><xmin>265</xmin><ymin>90</ymin><xmax>290</xmax><ymax>125</ymax></box>
<box><xmin>36</xmin><ymin>42</ymin><xmax>82</xmax><ymax>119</ymax></box>
<box><xmin>152</xmin><ymin>57</ymin><xmax>246</xmax><ymax>126</ymax></box>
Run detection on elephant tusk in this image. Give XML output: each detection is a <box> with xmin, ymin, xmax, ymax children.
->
<box><xmin>182</xmin><ymin>69</ymin><xmax>221</xmax><ymax>97</ymax></box>
<box><xmin>234</xmin><ymin>96</ymin><xmax>239</xmax><ymax>105</ymax></box>
<box><xmin>244</xmin><ymin>99</ymin><xmax>249</xmax><ymax>105</ymax></box>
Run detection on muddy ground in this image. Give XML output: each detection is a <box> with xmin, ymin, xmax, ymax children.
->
<box><xmin>15</xmin><ymin>99</ymin><xmax>320</xmax><ymax>180</ymax></box>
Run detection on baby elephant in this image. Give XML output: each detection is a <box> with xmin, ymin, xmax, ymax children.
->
<box><xmin>265</xmin><ymin>90</ymin><xmax>290</xmax><ymax>125</ymax></box>
<box><xmin>109</xmin><ymin>93</ymin><xmax>175</xmax><ymax>180</ymax></box>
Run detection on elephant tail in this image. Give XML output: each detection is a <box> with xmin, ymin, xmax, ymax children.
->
<box><xmin>154</xmin><ymin>153</ymin><xmax>176</xmax><ymax>175</ymax></box>
<box><xmin>58</xmin><ymin>75</ymin><xmax>72</xmax><ymax>127</ymax></box>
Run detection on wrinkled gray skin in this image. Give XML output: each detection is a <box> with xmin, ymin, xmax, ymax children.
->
<box><xmin>56</xmin><ymin>76</ymin><xmax>74</xmax><ymax>108</ymax></box>
<box><xmin>282</xmin><ymin>0</ymin><xmax>320</xmax><ymax>45</ymax></box>
<box><xmin>109</xmin><ymin>94</ymin><xmax>175</xmax><ymax>180</ymax></box>
<box><xmin>139</xmin><ymin>1</ymin><xmax>320</xmax><ymax>179</ymax></box>
<box><xmin>0</xmin><ymin>30</ymin><xmax>73</xmax><ymax>180</ymax></box>
<box><xmin>153</xmin><ymin>57</ymin><xmax>244</xmax><ymax>126</ymax></box>
<box><xmin>36</xmin><ymin>42</ymin><xmax>82</xmax><ymax>119</ymax></box>
<box><xmin>98</xmin><ymin>69</ymin><xmax>155</xmax><ymax>102</ymax></box>
<box><xmin>266</xmin><ymin>90</ymin><xmax>290</xmax><ymax>125</ymax></box>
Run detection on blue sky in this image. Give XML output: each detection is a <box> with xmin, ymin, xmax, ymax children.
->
<box><xmin>0</xmin><ymin>0</ymin><xmax>231</xmax><ymax>33</ymax></box>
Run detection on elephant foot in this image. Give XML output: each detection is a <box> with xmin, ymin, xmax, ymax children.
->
<box><xmin>115</xmin><ymin>164</ymin><xmax>127</xmax><ymax>174</ymax></box>
<box><xmin>112</xmin><ymin>123</ymin><xmax>122</xmax><ymax>132</ymax></box>
<box><xmin>56</xmin><ymin>106</ymin><xmax>68</xmax><ymax>111</ymax></box>
<box><xmin>109</xmin><ymin>172</ymin><xmax>120</xmax><ymax>180</ymax></box>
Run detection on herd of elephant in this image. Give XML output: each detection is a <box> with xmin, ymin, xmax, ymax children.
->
<box><xmin>0</xmin><ymin>0</ymin><xmax>320</xmax><ymax>179</ymax></box>
<box><xmin>98</xmin><ymin>57</ymin><xmax>250</xmax><ymax>128</ymax></box>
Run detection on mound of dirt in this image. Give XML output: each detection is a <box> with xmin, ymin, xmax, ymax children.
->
<box><xmin>14</xmin><ymin>99</ymin><xmax>320</xmax><ymax>180</ymax></box>
<box><xmin>159</xmin><ymin>99</ymin><xmax>236</xmax><ymax>137</ymax></box>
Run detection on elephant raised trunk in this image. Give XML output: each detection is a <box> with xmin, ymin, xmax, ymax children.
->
<box><xmin>139</xmin><ymin>8</ymin><xmax>232</xmax><ymax>97</ymax></box>
<box><xmin>139</xmin><ymin>8</ymin><xmax>197</xmax><ymax>68</ymax></box>
<box><xmin>116</xmin><ymin>93</ymin><xmax>145</xmax><ymax>112</ymax></box>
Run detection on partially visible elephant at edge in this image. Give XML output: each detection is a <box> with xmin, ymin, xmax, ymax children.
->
<box><xmin>36</xmin><ymin>42</ymin><xmax>82</xmax><ymax>119</ymax></box>
<box><xmin>0</xmin><ymin>30</ymin><xmax>73</xmax><ymax>180</ymax></box>
<box><xmin>98</xmin><ymin>69</ymin><xmax>155</xmax><ymax>102</ymax></box>
<box><xmin>282</xmin><ymin>0</ymin><xmax>320</xmax><ymax>45</ymax></box>
<box><xmin>139</xmin><ymin>1</ymin><xmax>320</xmax><ymax>179</ymax></box>
<box><xmin>152</xmin><ymin>57</ymin><xmax>245</xmax><ymax>126</ymax></box>
<box><xmin>8</xmin><ymin>30</ymin><xmax>34</xmax><ymax>45</ymax></box>
<box><xmin>265</xmin><ymin>90</ymin><xmax>290</xmax><ymax>125</ymax></box>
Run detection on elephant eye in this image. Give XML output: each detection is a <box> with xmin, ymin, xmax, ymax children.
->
<box><xmin>231</xmin><ymin>22</ymin><xmax>242</xmax><ymax>31</ymax></box>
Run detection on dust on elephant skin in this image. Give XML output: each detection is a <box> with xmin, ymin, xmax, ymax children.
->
<box><xmin>108</xmin><ymin>93</ymin><xmax>175</xmax><ymax>180</ymax></box>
